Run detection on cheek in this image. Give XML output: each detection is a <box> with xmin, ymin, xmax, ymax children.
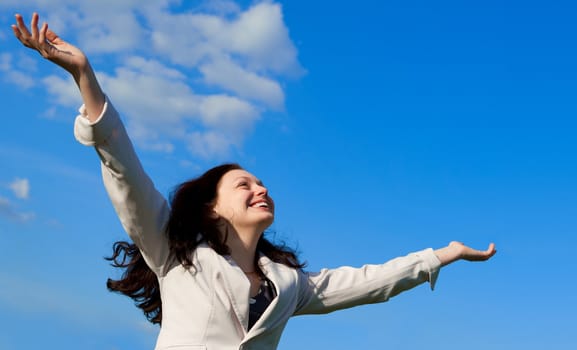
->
<box><xmin>215</xmin><ymin>205</ymin><xmax>237</xmax><ymax>220</ymax></box>
<box><xmin>214</xmin><ymin>197</ymin><xmax>246</xmax><ymax>221</ymax></box>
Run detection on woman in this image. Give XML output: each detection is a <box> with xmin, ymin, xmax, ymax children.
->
<box><xmin>12</xmin><ymin>13</ymin><xmax>496</xmax><ymax>350</ymax></box>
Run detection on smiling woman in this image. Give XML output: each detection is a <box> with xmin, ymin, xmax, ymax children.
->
<box><xmin>12</xmin><ymin>11</ymin><xmax>496</xmax><ymax>350</ymax></box>
<box><xmin>106</xmin><ymin>163</ymin><xmax>302</xmax><ymax>330</ymax></box>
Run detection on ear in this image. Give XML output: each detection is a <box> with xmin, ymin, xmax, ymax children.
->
<box><xmin>204</xmin><ymin>202</ymin><xmax>220</xmax><ymax>220</ymax></box>
<box><xmin>209</xmin><ymin>205</ymin><xmax>220</xmax><ymax>220</ymax></box>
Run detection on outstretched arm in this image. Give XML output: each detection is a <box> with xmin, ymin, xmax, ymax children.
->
<box><xmin>295</xmin><ymin>242</ymin><xmax>496</xmax><ymax>315</ymax></box>
<box><xmin>434</xmin><ymin>241</ymin><xmax>496</xmax><ymax>266</ymax></box>
<box><xmin>12</xmin><ymin>12</ymin><xmax>104</xmax><ymax>121</ymax></box>
<box><xmin>12</xmin><ymin>12</ymin><xmax>171</xmax><ymax>273</ymax></box>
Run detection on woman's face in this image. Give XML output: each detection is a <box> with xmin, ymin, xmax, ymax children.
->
<box><xmin>212</xmin><ymin>169</ymin><xmax>275</xmax><ymax>233</ymax></box>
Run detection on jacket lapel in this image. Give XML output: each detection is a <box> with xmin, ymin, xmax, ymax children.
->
<box><xmin>214</xmin><ymin>253</ymin><xmax>252</xmax><ymax>333</ymax></box>
<box><xmin>200</xmin><ymin>248</ymin><xmax>297</xmax><ymax>344</ymax></box>
<box><xmin>242</xmin><ymin>255</ymin><xmax>290</xmax><ymax>341</ymax></box>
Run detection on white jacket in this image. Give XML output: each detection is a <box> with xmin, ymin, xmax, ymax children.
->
<box><xmin>74</xmin><ymin>97</ymin><xmax>442</xmax><ymax>350</ymax></box>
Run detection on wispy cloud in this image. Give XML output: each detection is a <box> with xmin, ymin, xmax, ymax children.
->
<box><xmin>0</xmin><ymin>53</ymin><xmax>35</xmax><ymax>89</ymax></box>
<box><xmin>200</xmin><ymin>56</ymin><xmax>285</xmax><ymax>109</ymax></box>
<box><xmin>8</xmin><ymin>178</ymin><xmax>30</xmax><ymax>199</ymax></box>
<box><xmin>2</xmin><ymin>0</ymin><xmax>304</xmax><ymax>159</ymax></box>
<box><xmin>0</xmin><ymin>271</ymin><xmax>155</xmax><ymax>335</ymax></box>
<box><xmin>0</xmin><ymin>145</ymin><xmax>100</xmax><ymax>184</ymax></box>
<box><xmin>0</xmin><ymin>196</ymin><xmax>35</xmax><ymax>223</ymax></box>
<box><xmin>197</xmin><ymin>0</ymin><xmax>242</xmax><ymax>15</ymax></box>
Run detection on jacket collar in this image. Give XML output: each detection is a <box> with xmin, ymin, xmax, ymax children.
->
<box><xmin>196</xmin><ymin>244</ymin><xmax>292</xmax><ymax>343</ymax></box>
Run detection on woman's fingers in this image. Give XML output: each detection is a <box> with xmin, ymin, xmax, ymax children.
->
<box><xmin>480</xmin><ymin>243</ymin><xmax>496</xmax><ymax>258</ymax></box>
<box><xmin>12</xmin><ymin>12</ymin><xmax>88</xmax><ymax>76</ymax></box>
<box><xmin>15</xmin><ymin>14</ymin><xmax>31</xmax><ymax>38</ymax></box>
<box><xmin>45</xmin><ymin>28</ymin><xmax>59</xmax><ymax>43</ymax></box>
<box><xmin>487</xmin><ymin>243</ymin><xmax>496</xmax><ymax>255</ymax></box>
<box><xmin>468</xmin><ymin>243</ymin><xmax>497</xmax><ymax>261</ymax></box>
<box><xmin>10</xmin><ymin>23</ymin><xmax>21</xmax><ymax>41</ymax></box>
<box><xmin>12</xmin><ymin>13</ymin><xmax>56</xmax><ymax>60</ymax></box>
<box><xmin>13</xmin><ymin>13</ymin><xmax>35</xmax><ymax>48</ymax></box>
<box><xmin>30</xmin><ymin>12</ymin><xmax>39</xmax><ymax>40</ymax></box>
<box><xmin>39</xmin><ymin>22</ymin><xmax>47</xmax><ymax>45</ymax></box>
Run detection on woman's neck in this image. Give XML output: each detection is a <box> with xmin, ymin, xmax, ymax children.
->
<box><xmin>224</xmin><ymin>226</ymin><xmax>261</xmax><ymax>272</ymax></box>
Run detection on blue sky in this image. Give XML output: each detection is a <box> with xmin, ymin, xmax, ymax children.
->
<box><xmin>0</xmin><ymin>0</ymin><xmax>576</xmax><ymax>349</ymax></box>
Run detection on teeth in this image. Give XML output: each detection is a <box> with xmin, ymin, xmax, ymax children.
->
<box><xmin>254</xmin><ymin>202</ymin><xmax>268</xmax><ymax>208</ymax></box>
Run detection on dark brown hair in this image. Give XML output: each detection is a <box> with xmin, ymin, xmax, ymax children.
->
<box><xmin>106</xmin><ymin>163</ymin><xmax>305</xmax><ymax>325</ymax></box>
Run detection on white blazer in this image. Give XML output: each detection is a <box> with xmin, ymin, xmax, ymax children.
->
<box><xmin>74</xmin><ymin>97</ymin><xmax>442</xmax><ymax>350</ymax></box>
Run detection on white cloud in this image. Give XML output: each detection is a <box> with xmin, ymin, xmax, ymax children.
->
<box><xmin>0</xmin><ymin>53</ymin><xmax>35</xmax><ymax>89</ymax></box>
<box><xmin>1</xmin><ymin>1</ymin><xmax>304</xmax><ymax>158</ymax></box>
<box><xmin>4</xmin><ymin>70</ymin><xmax>35</xmax><ymax>90</ymax></box>
<box><xmin>200</xmin><ymin>57</ymin><xmax>285</xmax><ymax>109</ymax></box>
<box><xmin>94</xmin><ymin>58</ymin><xmax>260</xmax><ymax>158</ymax></box>
<box><xmin>147</xmin><ymin>2</ymin><xmax>304</xmax><ymax>76</ymax></box>
<box><xmin>199</xmin><ymin>94</ymin><xmax>260</xmax><ymax>130</ymax></box>
<box><xmin>42</xmin><ymin>74</ymin><xmax>82</xmax><ymax>106</ymax></box>
<box><xmin>186</xmin><ymin>130</ymin><xmax>236</xmax><ymax>159</ymax></box>
<box><xmin>77</xmin><ymin>10</ymin><xmax>146</xmax><ymax>54</ymax></box>
<box><xmin>149</xmin><ymin>12</ymin><xmax>229</xmax><ymax>68</ymax></box>
<box><xmin>0</xmin><ymin>196</ymin><xmax>35</xmax><ymax>223</ymax></box>
<box><xmin>0</xmin><ymin>53</ymin><xmax>11</xmax><ymax>71</ymax></box>
<box><xmin>8</xmin><ymin>178</ymin><xmax>30</xmax><ymax>199</ymax></box>
<box><xmin>226</xmin><ymin>2</ymin><xmax>304</xmax><ymax>76</ymax></box>
<box><xmin>197</xmin><ymin>0</ymin><xmax>242</xmax><ymax>15</ymax></box>
<box><xmin>189</xmin><ymin>94</ymin><xmax>260</xmax><ymax>158</ymax></box>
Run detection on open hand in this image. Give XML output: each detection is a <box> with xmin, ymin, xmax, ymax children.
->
<box><xmin>12</xmin><ymin>12</ymin><xmax>88</xmax><ymax>77</ymax></box>
<box><xmin>435</xmin><ymin>241</ymin><xmax>497</xmax><ymax>266</ymax></box>
<box><xmin>449</xmin><ymin>241</ymin><xmax>496</xmax><ymax>262</ymax></box>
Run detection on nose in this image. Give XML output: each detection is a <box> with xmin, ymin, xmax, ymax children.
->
<box><xmin>255</xmin><ymin>183</ymin><xmax>268</xmax><ymax>196</ymax></box>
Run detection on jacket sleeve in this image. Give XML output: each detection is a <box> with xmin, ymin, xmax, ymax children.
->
<box><xmin>293</xmin><ymin>248</ymin><xmax>441</xmax><ymax>315</ymax></box>
<box><xmin>74</xmin><ymin>97</ymin><xmax>171</xmax><ymax>275</ymax></box>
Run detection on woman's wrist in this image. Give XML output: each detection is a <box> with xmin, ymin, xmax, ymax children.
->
<box><xmin>434</xmin><ymin>242</ymin><xmax>464</xmax><ymax>267</ymax></box>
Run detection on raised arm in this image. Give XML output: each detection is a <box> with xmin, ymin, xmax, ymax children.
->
<box><xmin>12</xmin><ymin>13</ymin><xmax>171</xmax><ymax>274</ymax></box>
<box><xmin>12</xmin><ymin>12</ymin><xmax>104</xmax><ymax>121</ymax></box>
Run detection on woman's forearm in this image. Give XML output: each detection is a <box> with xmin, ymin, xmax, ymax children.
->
<box><xmin>74</xmin><ymin>62</ymin><xmax>105</xmax><ymax>122</ymax></box>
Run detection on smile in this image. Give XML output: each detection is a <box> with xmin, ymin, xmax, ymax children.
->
<box><xmin>250</xmin><ymin>200</ymin><xmax>271</xmax><ymax>209</ymax></box>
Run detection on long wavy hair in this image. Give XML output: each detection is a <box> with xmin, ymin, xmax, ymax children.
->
<box><xmin>105</xmin><ymin>163</ymin><xmax>305</xmax><ymax>325</ymax></box>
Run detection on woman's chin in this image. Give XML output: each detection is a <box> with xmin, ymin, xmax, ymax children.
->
<box><xmin>257</xmin><ymin>214</ymin><xmax>274</xmax><ymax>230</ymax></box>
